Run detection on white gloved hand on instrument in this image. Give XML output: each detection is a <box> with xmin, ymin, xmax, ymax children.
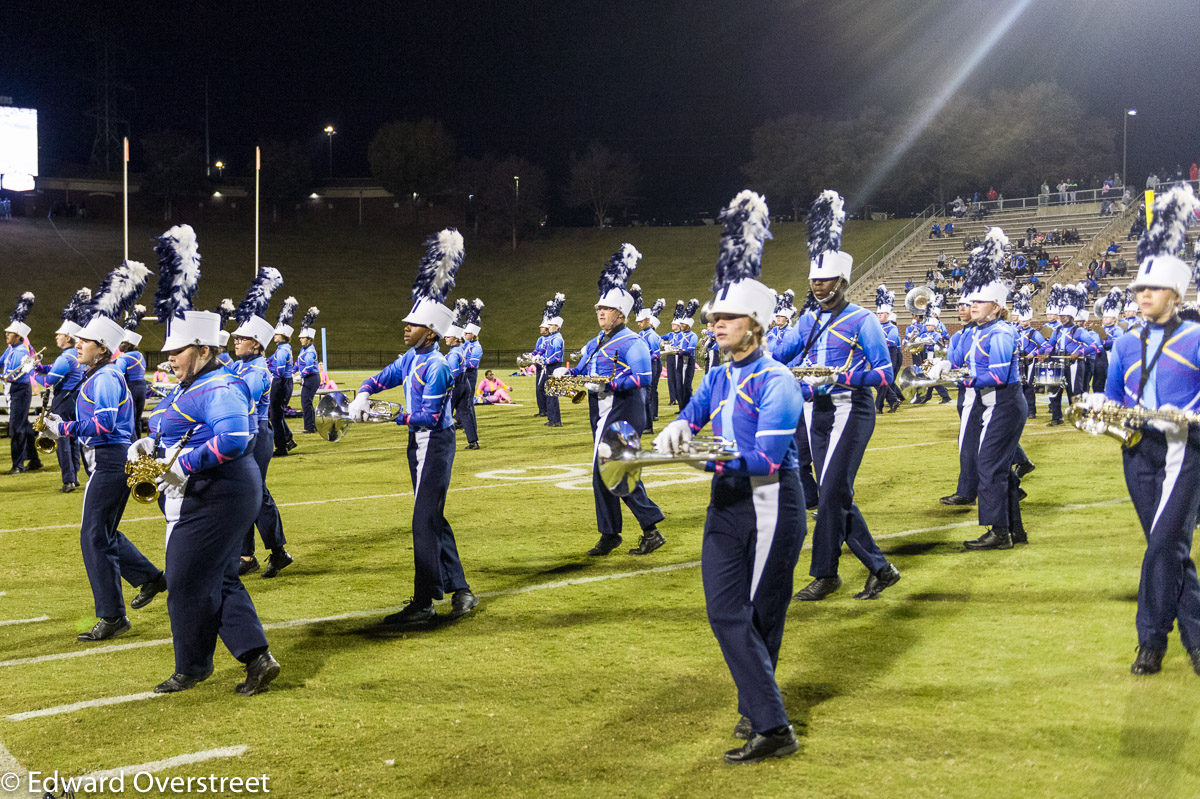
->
<box><xmin>41</xmin><ymin>412</ymin><xmax>65</xmax><ymax>439</ymax></box>
<box><xmin>653</xmin><ymin>419</ymin><xmax>692</xmax><ymax>455</ymax></box>
<box><xmin>127</xmin><ymin>436</ymin><xmax>156</xmax><ymax>462</ymax></box>
<box><xmin>587</xmin><ymin>380</ymin><xmax>608</xmax><ymax>394</ymax></box>
<box><xmin>927</xmin><ymin>359</ymin><xmax>952</xmax><ymax>380</ymax></box>
<box><xmin>155</xmin><ymin>457</ymin><xmax>188</xmax><ymax>499</ymax></box>
<box><xmin>1147</xmin><ymin>403</ymin><xmax>1187</xmax><ymax>437</ymax></box>
<box><xmin>802</xmin><ymin>373</ymin><xmax>838</xmax><ymax>387</ymax></box>
<box><xmin>552</xmin><ymin>367</ymin><xmax>569</xmax><ymax>378</ymax></box>
<box><xmin>347</xmin><ymin>391</ymin><xmax>373</xmax><ymax>422</ymax></box>
<box><xmin>1082</xmin><ymin>392</ymin><xmax>1107</xmax><ymax>411</ymax></box>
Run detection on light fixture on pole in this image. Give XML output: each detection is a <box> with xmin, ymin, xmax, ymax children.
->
<box><xmin>1122</xmin><ymin>109</ymin><xmax>1136</xmax><ymax>189</ymax></box>
<box><xmin>214</xmin><ymin>161</ymin><xmax>225</xmax><ymax>179</ymax></box>
<box><xmin>324</xmin><ymin>126</ymin><xmax>336</xmax><ymax>177</ymax></box>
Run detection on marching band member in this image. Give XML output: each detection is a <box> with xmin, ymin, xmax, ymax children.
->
<box><xmin>774</xmin><ymin>190</ymin><xmax>900</xmax><ymax>602</ymax></box>
<box><xmin>456</xmin><ymin>299</ymin><xmax>484</xmax><ymax>450</ymax></box>
<box><xmin>533</xmin><ymin>317</ymin><xmax>550</xmax><ymax>418</ymax></box>
<box><xmin>117</xmin><ymin>304</ymin><xmax>148</xmax><ymax>440</ymax></box>
<box><xmin>874</xmin><ymin>285</ymin><xmax>903</xmax><ymax>413</ymax></box>
<box><xmin>655</xmin><ymin>191</ymin><xmax>804</xmax><ymax>763</ymax></box>
<box><xmin>914</xmin><ymin>312</ymin><xmax>951</xmax><ymax>405</ymax></box>
<box><xmin>269</xmin><ymin>297</ymin><xmax>298</xmax><ymax>456</ymax></box>
<box><xmin>445</xmin><ymin>302</ymin><xmax>469</xmax><ymax>432</ymax></box>
<box><xmin>542</xmin><ymin>294</ymin><xmax>566</xmax><ymax>428</ymax></box>
<box><xmin>636</xmin><ymin>296</ymin><xmax>664</xmax><ymax>432</ymax></box>
<box><xmin>664</xmin><ymin>303</ymin><xmax>684</xmax><ymax>406</ymax></box>
<box><xmin>942</xmin><ymin>229</ymin><xmax>1029</xmax><ymax>549</ymax></box>
<box><xmin>40</xmin><ymin>261</ymin><xmax>169</xmax><ymax>642</ymax></box>
<box><xmin>35</xmin><ymin>288</ymin><xmax>90</xmax><ymax>491</ymax></box>
<box><xmin>938</xmin><ymin>297</ymin><xmax>978</xmax><ymax>507</ymax></box>
<box><xmin>1013</xmin><ymin>288</ymin><xmax>1045</xmax><ymax>419</ymax></box>
<box><xmin>349</xmin><ymin>229</ymin><xmax>477</xmax><ymax>627</ymax></box>
<box><xmin>215</xmin><ymin>298</ymin><xmax>236</xmax><ymax>369</ymax></box>
<box><xmin>1074</xmin><ymin>288</ymin><xmax>1102</xmax><ymax>393</ymax></box>
<box><xmin>786</xmin><ymin>289</ymin><xmax>822</xmax><ymax>511</ymax></box>
<box><xmin>136</xmin><ymin>225</ymin><xmax>280</xmax><ymax>694</ymax></box>
<box><xmin>677</xmin><ymin>299</ymin><xmax>700</xmax><ymax>407</ymax></box>
<box><xmin>1046</xmin><ymin>285</ymin><xmax>1090</xmax><ymax>427</ymax></box>
<box><xmin>555</xmin><ymin>244</ymin><xmax>665</xmax><ymax>556</ymax></box>
<box><xmin>229</xmin><ymin>268</ymin><xmax>292</xmax><ymax>579</ymax></box>
<box><xmin>904</xmin><ymin>312</ymin><xmax>926</xmax><ymax>368</ymax></box>
<box><xmin>628</xmin><ymin>285</ymin><xmax>653</xmax><ymax>433</ymax></box>
<box><xmin>4</xmin><ymin>292</ymin><xmax>42</xmax><ymax>474</ymax></box>
<box><xmin>766</xmin><ymin>289</ymin><xmax>795</xmax><ymax>351</ymax></box>
<box><xmin>1123</xmin><ymin>290</ymin><xmax>1144</xmax><ymax>335</ymax></box>
<box><xmin>1094</xmin><ymin>186</ymin><xmax>1200</xmax><ymax>676</ymax></box>
<box><xmin>1095</xmin><ymin>288</ymin><xmax>1124</xmax><ymax>393</ymax></box>
<box><xmin>296</xmin><ymin>307</ymin><xmax>321</xmax><ymax>434</ymax></box>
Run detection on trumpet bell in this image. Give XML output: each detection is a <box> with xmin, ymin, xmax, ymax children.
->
<box><xmin>315</xmin><ymin>392</ymin><xmax>352</xmax><ymax>442</ymax></box>
<box><xmin>35</xmin><ymin>436</ymin><xmax>57</xmax><ymax>455</ymax></box>
<box><xmin>598</xmin><ymin>421</ymin><xmax>646</xmax><ymax>498</ymax></box>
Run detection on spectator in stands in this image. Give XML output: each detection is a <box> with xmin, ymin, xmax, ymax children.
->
<box><xmin>929</xmin><ymin>221</ymin><xmax>942</xmax><ymax>239</ymax></box>
<box><xmin>1085</xmin><ymin>276</ymin><xmax>1099</xmax><ymax>297</ymax></box>
<box><xmin>905</xmin><ymin>278</ymin><xmax>914</xmax><ymax>292</ymax></box>
<box><xmin>1100</xmin><ymin>200</ymin><xmax>1111</xmax><ymax>216</ymax></box>
<box><xmin>1127</xmin><ymin>217</ymin><xmax>1145</xmax><ymax>241</ymax></box>
<box><xmin>1057</xmin><ymin>181</ymin><xmax>1068</xmax><ymax>204</ymax></box>
<box><xmin>1113</xmin><ymin>257</ymin><xmax>1128</xmax><ymax>277</ymax></box>
<box><xmin>1037</xmin><ymin>256</ymin><xmax>1049</xmax><ymax>273</ymax></box>
<box><xmin>997</xmin><ymin>192</ymin><xmax>1004</xmax><ymax>210</ymax></box>
<box><xmin>1050</xmin><ymin>255</ymin><xmax>1061</xmax><ymax>272</ymax></box>
<box><xmin>1028</xmin><ymin>274</ymin><xmax>1040</xmax><ymax>287</ymax></box>
<box><xmin>937</xmin><ymin>252</ymin><xmax>946</xmax><ymax>270</ymax></box>
<box><xmin>925</xmin><ymin>269</ymin><xmax>935</xmax><ymax>284</ymax></box>
<box><xmin>943</xmin><ymin>221</ymin><xmax>954</xmax><ymax>237</ymax></box>
<box><xmin>1106</xmin><ymin>240</ymin><xmax>1122</xmax><ymax>254</ymax></box>
<box><xmin>986</xmin><ymin>186</ymin><xmax>998</xmax><ymax>206</ymax></box>
<box><xmin>1087</xmin><ymin>257</ymin><xmax>1098</xmax><ymax>278</ymax></box>
<box><xmin>1040</xmin><ymin>181</ymin><xmax>1050</xmax><ymax>198</ymax></box>
<box><xmin>1012</xmin><ymin>253</ymin><xmax>1027</xmax><ymax>275</ymax></box>
<box><xmin>1146</xmin><ymin>173</ymin><xmax>1159</xmax><ymax>191</ymax></box>
<box><xmin>1191</xmin><ymin>163</ymin><xmax>1199</xmax><ymax>183</ymax></box>
<box><xmin>951</xmin><ymin>196</ymin><xmax>966</xmax><ymax>217</ymax></box>
<box><xmin>1064</xmin><ymin>228</ymin><xmax>1081</xmax><ymax>245</ymax></box>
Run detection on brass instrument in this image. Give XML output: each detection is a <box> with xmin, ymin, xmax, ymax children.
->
<box><xmin>660</xmin><ymin>344</ymin><xmax>682</xmax><ymax>356</ymax></box>
<box><xmin>315</xmin><ymin>391</ymin><xmax>405</xmax><ymax>442</ymax></box>
<box><xmin>896</xmin><ymin>363</ymin><xmax>969</xmax><ymax>400</ymax></box>
<box><xmin>125</xmin><ymin>427</ymin><xmax>197</xmax><ymax>504</ymax></box>
<box><xmin>544</xmin><ymin>374</ymin><xmax>612</xmax><ymax>404</ymax></box>
<box><xmin>567</xmin><ymin>349</ymin><xmax>584</xmax><ymax>363</ymax></box>
<box><xmin>905</xmin><ymin>286</ymin><xmax>935</xmax><ymax>317</ymax></box>
<box><xmin>156</xmin><ymin>361</ymin><xmax>172</xmax><ymax>373</ymax></box>
<box><xmin>32</xmin><ymin>388</ymin><xmax>56</xmax><ymax>454</ymax></box>
<box><xmin>516</xmin><ymin>352</ymin><xmax>544</xmax><ymax>368</ymax></box>
<box><xmin>1068</xmin><ymin>400</ymin><xmax>1200</xmax><ymax>449</ymax></box>
<box><xmin>3</xmin><ymin>347</ymin><xmax>46</xmax><ymax>381</ymax></box>
<box><xmin>790</xmin><ymin>335</ymin><xmax>859</xmax><ymax>380</ymax></box>
<box><xmin>598</xmin><ymin>420</ymin><xmax>737</xmax><ymax>497</ymax></box>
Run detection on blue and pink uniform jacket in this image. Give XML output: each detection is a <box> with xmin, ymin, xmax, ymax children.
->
<box><xmin>1</xmin><ymin>342</ymin><xmax>33</xmax><ymax>384</ymax></box>
<box><xmin>36</xmin><ymin>346</ymin><xmax>85</xmax><ymax>392</ymax></box>
<box><xmin>148</xmin><ymin>366</ymin><xmax>256</xmax><ymax>474</ymax></box>
<box><xmin>462</xmin><ymin>340</ymin><xmax>482</xmax><ymax>370</ymax></box>
<box><xmin>1017</xmin><ymin>325</ymin><xmax>1047</xmax><ymax>357</ymax></box>
<box><xmin>229</xmin><ymin>354</ymin><xmax>273</xmax><ymax>423</ymax></box>
<box><xmin>117</xmin><ymin>349</ymin><xmax>146</xmax><ymax>384</ymax></box>
<box><xmin>359</xmin><ymin>343</ymin><xmax>455</xmax><ymax>430</ymax></box>
<box><xmin>1106</xmin><ymin>318</ymin><xmax>1200</xmax><ymax>410</ymax></box>
<box><xmin>543</xmin><ymin>331</ymin><xmax>564</xmax><ymax>364</ymax></box>
<box><xmin>268</xmin><ymin>342</ymin><xmax>293</xmax><ymax>380</ymax></box>
<box><xmin>677</xmin><ymin>329</ymin><xmax>698</xmax><ymax>357</ymax></box>
<box><xmin>638</xmin><ymin>327</ymin><xmax>661</xmax><ymax>359</ymax></box>
<box><xmin>61</xmin><ymin>363</ymin><xmax>135</xmax><ymax>446</ymax></box>
<box><xmin>772</xmin><ymin>301</ymin><xmax>894</xmax><ymax>399</ymax></box>
<box><xmin>445</xmin><ymin>344</ymin><xmax>466</xmax><ymax>380</ymax></box>
<box><xmin>296</xmin><ymin>344</ymin><xmax>318</xmax><ymax>377</ymax></box>
<box><xmin>568</xmin><ymin>325</ymin><xmax>652</xmax><ymax>393</ymax></box>
<box><xmin>950</xmin><ymin>319</ymin><xmax>1020</xmax><ymax>387</ymax></box>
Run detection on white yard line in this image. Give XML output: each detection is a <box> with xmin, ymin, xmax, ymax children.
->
<box><xmin>6</xmin><ymin>692</ymin><xmax>164</xmax><ymax>722</ymax></box>
<box><xmin>0</xmin><ymin>739</ymin><xmax>26</xmax><ymax>799</ymax></box>
<box><xmin>80</xmin><ymin>745</ymin><xmax>248</xmax><ymax>782</ymax></box>
<box><xmin>0</xmin><ymin>616</ymin><xmax>48</xmax><ymax>627</ymax></box>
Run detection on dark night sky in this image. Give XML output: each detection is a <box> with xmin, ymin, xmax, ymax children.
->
<box><xmin>3</xmin><ymin>0</ymin><xmax>1199</xmax><ymax>214</ymax></box>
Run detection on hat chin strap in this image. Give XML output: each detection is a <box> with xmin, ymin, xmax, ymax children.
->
<box><xmin>817</xmin><ymin>278</ymin><xmax>848</xmax><ymax>310</ymax></box>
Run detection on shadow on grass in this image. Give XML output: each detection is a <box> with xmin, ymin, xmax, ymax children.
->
<box><xmin>884</xmin><ymin>541</ymin><xmax>961</xmax><ymax>557</ymax></box>
<box><xmin>1094</xmin><ymin>676</ymin><xmax>1200</xmax><ymax>793</ymax></box>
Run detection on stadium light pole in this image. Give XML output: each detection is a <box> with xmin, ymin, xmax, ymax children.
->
<box><xmin>324</xmin><ymin>125</ymin><xmax>336</xmax><ymax>177</ymax></box>
<box><xmin>214</xmin><ymin>161</ymin><xmax>225</xmax><ymax>179</ymax></box>
<box><xmin>512</xmin><ymin>175</ymin><xmax>520</xmax><ymax>251</ymax></box>
<box><xmin>1122</xmin><ymin>109</ymin><xmax>1136</xmax><ymax>189</ymax></box>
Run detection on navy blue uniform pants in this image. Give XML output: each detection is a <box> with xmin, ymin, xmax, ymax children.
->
<box><xmin>242</xmin><ymin>420</ymin><xmax>286</xmax><ymax>557</ymax></box>
<box><xmin>406</xmin><ymin>426</ymin><xmax>469</xmax><ymax>604</ymax></box>
<box><xmin>965</xmin><ymin>384</ymin><xmax>1027</xmax><ymax>530</ymax></box>
<box><xmin>52</xmin><ymin>388</ymin><xmax>81</xmax><ymax>484</ymax></box>
<box><xmin>665</xmin><ymin>354</ymin><xmax>679</xmax><ymax>404</ymax></box>
<box><xmin>793</xmin><ymin>420</ymin><xmax>819</xmax><ymax>510</ymax></box>
<box><xmin>804</xmin><ymin>390</ymin><xmax>888</xmax><ymax>578</ymax></box>
<box><xmin>1048</xmin><ymin>359</ymin><xmax>1082</xmax><ymax>422</ymax></box>
<box><xmin>80</xmin><ymin>445</ymin><xmax>161</xmax><ymax>618</ymax></box>
<box><xmin>645</xmin><ymin>357</ymin><xmax>661</xmax><ymax>431</ymax></box>
<box><xmin>8</xmin><ymin>381</ymin><xmax>35</xmax><ymax>468</ymax></box>
<box><xmin>679</xmin><ymin>355</ymin><xmax>696</xmax><ymax>408</ymax></box>
<box><xmin>453</xmin><ymin>373</ymin><xmax>479</xmax><ymax>444</ymax></box>
<box><xmin>955</xmin><ymin>388</ymin><xmax>982</xmax><ymax>500</ymax></box>
<box><xmin>1021</xmin><ymin>363</ymin><xmax>1037</xmax><ymax>417</ymax></box>
<box><xmin>875</xmin><ymin>347</ymin><xmax>903</xmax><ymax>410</ymax></box>
<box><xmin>1091</xmin><ymin>357</ymin><xmax>1107</xmax><ymax>394</ymax></box>
<box><xmin>270</xmin><ymin>377</ymin><xmax>294</xmax><ymax>451</ymax></box>
<box><xmin>128</xmin><ymin>379</ymin><xmax>147</xmax><ymax>439</ymax></box>
<box><xmin>703</xmin><ymin>470</ymin><xmax>805</xmax><ymax>733</ymax></box>
<box><xmin>542</xmin><ymin>361</ymin><xmax>562</xmax><ymax>425</ymax></box>
<box><xmin>534</xmin><ymin>365</ymin><xmax>548</xmax><ymax>415</ymax></box>
<box><xmin>300</xmin><ymin>373</ymin><xmax>319</xmax><ymax>433</ymax></box>
<box><xmin>162</xmin><ymin>454</ymin><xmax>268</xmax><ymax>676</ymax></box>
<box><xmin>589</xmin><ymin>391</ymin><xmax>664</xmax><ymax>536</ymax></box>
<box><xmin>1123</xmin><ymin>428</ymin><xmax>1200</xmax><ymax>650</ymax></box>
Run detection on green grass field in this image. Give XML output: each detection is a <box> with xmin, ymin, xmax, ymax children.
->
<box><xmin>1</xmin><ymin>375</ymin><xmax>1198</xmax><ymax>798</ymax></box>
<box><xmin>0</xmin><ymin>216</ymin><xmax>905</xmax><ymax>354</ymax></box>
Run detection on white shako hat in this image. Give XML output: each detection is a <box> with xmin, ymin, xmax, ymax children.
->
<box><xmin>299</xmin><ymin>306</ymin><xmax>320</xmax><ymax>339</ymax></box>
<box><xmin>542</xmin><ymin>292</ymin><xmax>566</xmax><ymax>327</ymax></box>
<box><xmin>445</xmin><ymin>298</ymin><xmax>467</xmax><ymax>340</ymax></box>
<box><xmin>5</xmin><ymin>291</ymin><xmax>34</xmax><ymax>338</ymax></box>
<box><xmin>807</xmin><ymin>189</ymin><xmax>854</xmax><ymax>281</ymax></box>
<box><xmin>150</xmin><ymin>224</ymin><xmax>222</xmax><ymax>351</ymax></box>
<box><xmin>707</xmin><ymin>189</ymin><xmax>776</xmax><ymax>330</ymax></box>
<box><xmin>679</xmin><ymin>298</ymin><xmax>699</xmax><ymax>328</ymax></box>
<box><xmin>122</xmin><ymin>304</ymin><xmax>147</xmax><ymax>346</ymax></box>
<box><xmin>595</xmin><ymin>243</ymin><xmax>641</xmax><ymax>316</ymax></box>
<box><xmin>959</xmin><ymin>227</ymin><xmax>1010</xmax><ymax>306</ymax></box>
<box><xmin>1130</xmin><ymin>184</ymin><xmax>1200</xmax><ymax>299</ymax></box>
<box><xmin>78</xmin><ymin>259</ymin><xmax>151</xmax><ymax>353</ymax></box>
<box><xmin>775</xmin><ymin>288</ymin><xmax>797</xmax><ymax>319</ymax></box>
<box><xmin>56</xmin><ymin>287</ymin><xmax>91</xmax><ymax>338</ymax></box>
<box><xmin>232</xmin><ymin>268</ymin><xmax>284</xmax><ymax>349</ymax></box>
<box><xmin>873</xmin><ymin>285</ymin><xmax>892</xmax><ymax>315</ymax></box>
<box><xmin>403</xmin><ymin>228</ymin><xmax>465</xmax><ymax>337</ymax></box>
<box><xmin>273</xmin><ymin>296</ymin><xmax>298</xmax><ymax>340</ymax></box>
<box><xmin>462</xmin><ymin>298</ymin><xmax>484</xmax><ymax>335</ymax></box>
<box><xmin>638</xmin><ymin>297</ymin><xmax>665</xmax><ymax>327</ymax></box>
<box><xmin>216</xmin><ymin>298</ymin><xmax>236</xmax><ymax>347</ymax></box>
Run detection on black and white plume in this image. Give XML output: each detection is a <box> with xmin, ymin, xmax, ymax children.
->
<box><xmin>276</xmin><ymin>297</ymin><xmax>298</xmax><ymax>328</ymax></box>
<box><xmin>123</xmin><ymin>304</ymin><xmax>146</xmax><ymax>332</ymax></box>
<box><xmin>411</xmin><ymin>228</ymin><xmax>465</xmax><ymax>304</ymax></box>
<box><xmin>960</xmin><ymin>227</ymin><xmax>1009</xmax><ymax>299</ymax></box>
<box><xmin>466</xmin><ymin>298</ymin><xmax>484</xmax><ymax>327</ymax></box>
<box><xmin>672</xmin><ymin>300</ymin><xmax>685</xmax><ymax>323</ymax></box>
<box><xmin>684</xmin><ymin>298</ymin><xmax>700</xmax><ymax>320</ymax></box>
<box><xmin>629</xmin><ymin>284</ymin><xmax>644</xmax><ymax>318</ymax></box>
<box><xmin>545</xmin><ymin>293</ymin><xmax>566</xmax><ymax>321</ymax></box>
<box><xmin>713</xmin><ymin>190</ymin><xmax>771</xmax><ymax>292</ymax></box>
<box><xmin>91</xmin><ymin>260</ymin><xmax>151</xmax><ymax>320</ymax></box>
<box><xmin>153</xmin><ymin>225</ymin><xmax>201</xmax><ymax>322</ymax></box>
<box><xmin>1012</xmin><ymin>286</ymin><xmax>1033</xmax><ymax>318</ymax></box>
<box><xmin>235</xmin><ymin>267</ymin><xmax>283</xmax><ymax>325</ymax></box>
<box><xmin>807</xmin><ymin>190</ymin><xmax>845</xmax><ymax>260</ymax></box>
<box><xmin>9</xmin><ymin>292</ymin><xmax>34</xmax><ymax>324</ymax></box>
<box><xmin>874</xmin><ymin>284</ymin><xmax>890</xmax><ymax>312</ymax></box>
<box><xmin>62</xmin><ymin>288</ymin><xmax>92</xmax><ymax>326</ymax></box>
<box><xmin>649</xmin><ymin>298</ymin><xmax>665</xmax><ymax>319</ymax></box>
<box><xmin>1137</xmin><ymin>184</ymin><xmax>1200</xmax><ymax>263</ymax></box>
<box><xmin>452</xmin><ymin>298</ymin><xmax>469</xmax><ymax>327</ymax></box>
<box><xmin>775</xmin><ymin>289</ymin><xmax>795</xmax><ymax>316</ymax></box>
<box><xmin>301</xmin><ymin>307</ymin><xmax>320</xmax><ymax>329</ymax></box>
<box><xmin>599</xmin><ymin>244</ymin><xmax>641</xmax><ymax>296</ymax></box>
<box><xmin>217</xmin><ymin>298</ymin><xmax>236</xmax><ymax>329</ymax></box>
<box><xmin>1102</xmin><ymin>287</ymin><xmax>1124</xmax><ymax>316</ymax></box>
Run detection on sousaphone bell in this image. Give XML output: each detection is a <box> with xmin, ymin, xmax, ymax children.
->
<box><xmin>316</xmin><ymin>391</ymin><xmax>405</xmax><ymax>442</ymax></box>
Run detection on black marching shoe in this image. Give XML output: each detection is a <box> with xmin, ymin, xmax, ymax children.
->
<box><xmin>238</xmin><ymin>556</ymin><xmax>260</xmax><ymax>576</ymax></box>
<box><xmin>887</xmin><ymin>402</ymin><xmax>901</xmax><ymax>413</ymax></box>
<box><xmin>450</xmin><ymin>589</ymin><xmax>479</xmax><ymax>619</ymax></box>
<box><xmin>130</xmin><ymin>573</ymin><xmax>168</xmax><ymax>610</ymax></box>
<box><xmin>383</xmin><ymin>599</ymin><xmax>437</xmax><ymax>629</ymax></box>
<box><xmin>793</xmin><ymin>575</ymin><xmax>842</xmax><ymax>602</ymax></box>
<box><xmin>59</xmin><ymin>482</ymin><xmax>76</xmax><ymax>494</ymax></box>
<box><xmin>154</xmin><ymin>669</ymin><xmax>213</xmax><ymax>693</ymax></box>
<box><xmin>587</xmin><ymin>534</ymin><xmax>623</xmax><ymax>557</ymax></box>
<box><xmin>77</xmin><ymin>616</ymin><xmax>131</xmax><ymax>642</ymax></box>
<box><xmin>1188</xmin><ymin>647</ymin><xmax>1200</xmax><ymax>677</ymax></box>
<box><xmin>964</xmin><ymin>528</ymin><xmax>1013</xmax><ymax>550</ymax></box>
<box><xmin>1047</xmin><ymin>419</ymin><xmax>1064</xmax><ymax>427</ymax></box>
<box><xmin>273</xmin><ymin>449</ymin><xmax>288</xmax><ymax>457</ymax></box>
<box><xmin>5</xmin><ymin>465</ymin><xmax>27</xmax><ymax>475</ymax></box>
<box><xmin>723</xmin><ymin>725</ymin><xmax>799</xmax><ymax>764</ymax></box>
<box><xmin>1014</xmin><ymin>460</ymin><xmax>1037</xmax><ymax>479</ymax></box>
<box><xmin>939</xmin><ymin>494</ymin><xmax>975</xmax><ymax>506</ymax></box>
<box><xmin>938</xmin><ymin>397</ymin><xmax>952</xmax><ymax>404</ymax></box>
<box><xmin>236</xmin><ymin>651</ymin><xmax>281</xmax><ymax>696</ymax></box>
<box><xmin>262</xmin><ymin>550</ymin><xmax>294</xmax><ymax>579</ymax></box>
<box><xmin>854</xmin><ymin>563</ymin><xmax>901</xmax><ymax>600</ymax></box>
<box><xmin>544</xmin><ymin>421</ymin><xmax>563</xmax><ymax>427</ymax></box>
<box><xmin>1131</xmin><ymin>644</ymin><xmax>1167</xmax><ymax>676</ymax></box>
<box><xmin>467</xmin><ymin>441</ymin><xmax>481</xmax><ymax>450</ymax></box>
<box><xmin>1010</xmin><ymin>527</ymin><xmax>1029</xmax><ymax>544</ymax></box>
<box><xmin>629</xmin><ymin>530</ymin><xmax>665</xmax><ymax>556</ymax></box>
<box><xmin>733</xmin><ymin>715</ymin><xmax>752</xmax><ymax>741</ymax></box>
<box><xmin>285</xmin><ymin>440</ymin><xmax>297</xmax><ymax>452</ymax></box>
<box><xmin>26</xmin><ymin>460</ymin><xmax>43</xmax><ymax>471</ymax></box>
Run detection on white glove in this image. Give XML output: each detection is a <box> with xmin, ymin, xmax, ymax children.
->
<box><xmin>347</xmin><ymin>391</ymin><xmax>372</xmax><ymax>423</ymax></box>
<box><xmin>1148</xmin><ymin>404</ymin><xmax>1187</xmax><ymax>437</ymax></box>
<box><xmin>802</xmin><ymin>373</ymin><xmax>838</xmax><ymax>387</ymax></box>
<box><xmin>654</xmin><ymin>419</ymin><xmax>692</xmax><ymax>455</ymax></box>
<box><xmin>587</xmin><ymin>380</ymin><xmax>608</xmax><ymax>394</ymax></box>
<box><xmin>552</xmin><ymin>367</ymin><xmax>569</xmax><ymax>378</ymax></box>
<box><xmin>41</xmin><ymin>412</ymin><xmax>64</xmax><ymax>439</ymax></box>
<box><xmin>927</xmin><ymin>359</ymin><xmax>952</xmax><ymax>380</ymax></box>
<box><xmin>597</xmin><ymin>441</ymin><xmax>613</xmax><ymax>459</ymax></box>
<box><xmin>127</xmin><ymin>436</ymin><xmax>156</xmax><ymax>462</ymax></box>
<box><xmin>155</xmin><ymin>457</ymin><xmax>188</xmax><ymax>499</ymax></box>
<box><xmin>1082</xmin><ymin>392</ymin><xmax>1107</xmax><ymax>411</ymax></box>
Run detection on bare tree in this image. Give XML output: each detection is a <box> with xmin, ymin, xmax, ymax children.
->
<box><xmin>566</xmin><ymin>141</ymin><xmax>640</xmax><ymax>227</ymax></box>
<box><xmin>367</xmin><ymin>118</ymin><xmax>456</xmax><ymax>223</ymax></box>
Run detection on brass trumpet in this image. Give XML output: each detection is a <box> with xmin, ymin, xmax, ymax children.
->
<box><xmin>125</xmin><ymin>427</ymin><xmax>197</xmax><ymax>504</ymax></box>
<box><xmin>1068</xmin><ymin>400</ymin><xmax>1200</xmax><ymax>449</ymax></box>
<box><xmin>516</xmin><ymin>352</ymin><xmax>544</xmax><ymax>368</ymax></box>
<box><xmin>598</xmin><ymin>420</ymin><xmax>737</xmax><ymax>497</ymax></box>
<box><xmin>3</xmin><ymin>347</ymin><xmax>45</xmax><ymax>381</ymax></box>
<box><xmin>896</xmin><ymin>364</ymin><xmax>969</xmax><ymax>400</ymax></box>
<box><xmin>315</xmin><ymin>391</ymin><xmax>405</xmax><ymax>442</ymax></box>
<box><xmin>545</xmin><ymin>374</ymin><xmax>612</xmax><ymax>404</ymax></box>
<box><xmin>32</xmin><ymin>389</ymin><xmax>56</xmax><ymax>454</ymax></box>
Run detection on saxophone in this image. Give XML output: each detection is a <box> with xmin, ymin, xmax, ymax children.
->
<box><xmin>1068</xmin><ymin>400</ymin><xmax>1200</xmax><ymax>449</ymax></box>
<box><xmin>125</xmin><ymin>427</ymin><xmax>197</xmax><ymax>504</ymax></box>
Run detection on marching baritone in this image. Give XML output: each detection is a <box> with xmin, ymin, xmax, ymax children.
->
<box><xmin>135</xmin><ymin>225</ymin><xmax>280</xmax><ymax>695</ymax></box>
<box><xmin>556</xmin><ymin>243</ymin><xmax>665</xmax><ymax>557</ymax></box>
<box><xmin>269</xmin><ymin>297</ymin><xmax>298</xmax><ymax>456</ymax></box>
<box><xmin>774</xmin><ymin>190</ymin><xmax>901</xmax><ymax>602</ymax></box>
<box><xmin>656</xmin><ymin>191</ymin><xmax>804</xmax><ymax>763</ymax></box>
<box><xmin>297</xmin><ymin>307</ymin><xmax>321</xmax><ymax>434</ymax></box>
<box><xmin>542</xmin><ymin>296</ymin><xmax>567</xmax><ymax>428</ymax></box>
<box><xmin>349</xmin><ymin>229</ymin><xmax>477</xmax><ymax>628</ymax></box>
<box><xmin>36</xmin><ymin>288</ymin><xmax>91</xmax><ymax>491</ymax></box>
<box><xmin>873</xmin><ymin>285</ymin><xmax>903</xmax><ymax>413</ymax></box>
<box><xmin>532</xmin><ymin>315</ymin><xmax>550</xmax><ymax>418</ymax></box>
<box><xmin>39</xmin><ymin>261</ymin><xmax>168</xmax><ymax>642</ymax></box>
<box><xmin>4</xmin><ymin>291</ymin><xmax>42</xmax><ymax>474</ymax></box>
<box><xmin>636</xmin><ymin>296</ymin><xmax>665</xmax><ymax>431</ymax></box>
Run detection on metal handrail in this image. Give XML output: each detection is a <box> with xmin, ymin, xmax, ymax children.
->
<box><xmin>849</xmin><ymin>203</ymin><xmax>937</xmax><ymax>289</ymax></box>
